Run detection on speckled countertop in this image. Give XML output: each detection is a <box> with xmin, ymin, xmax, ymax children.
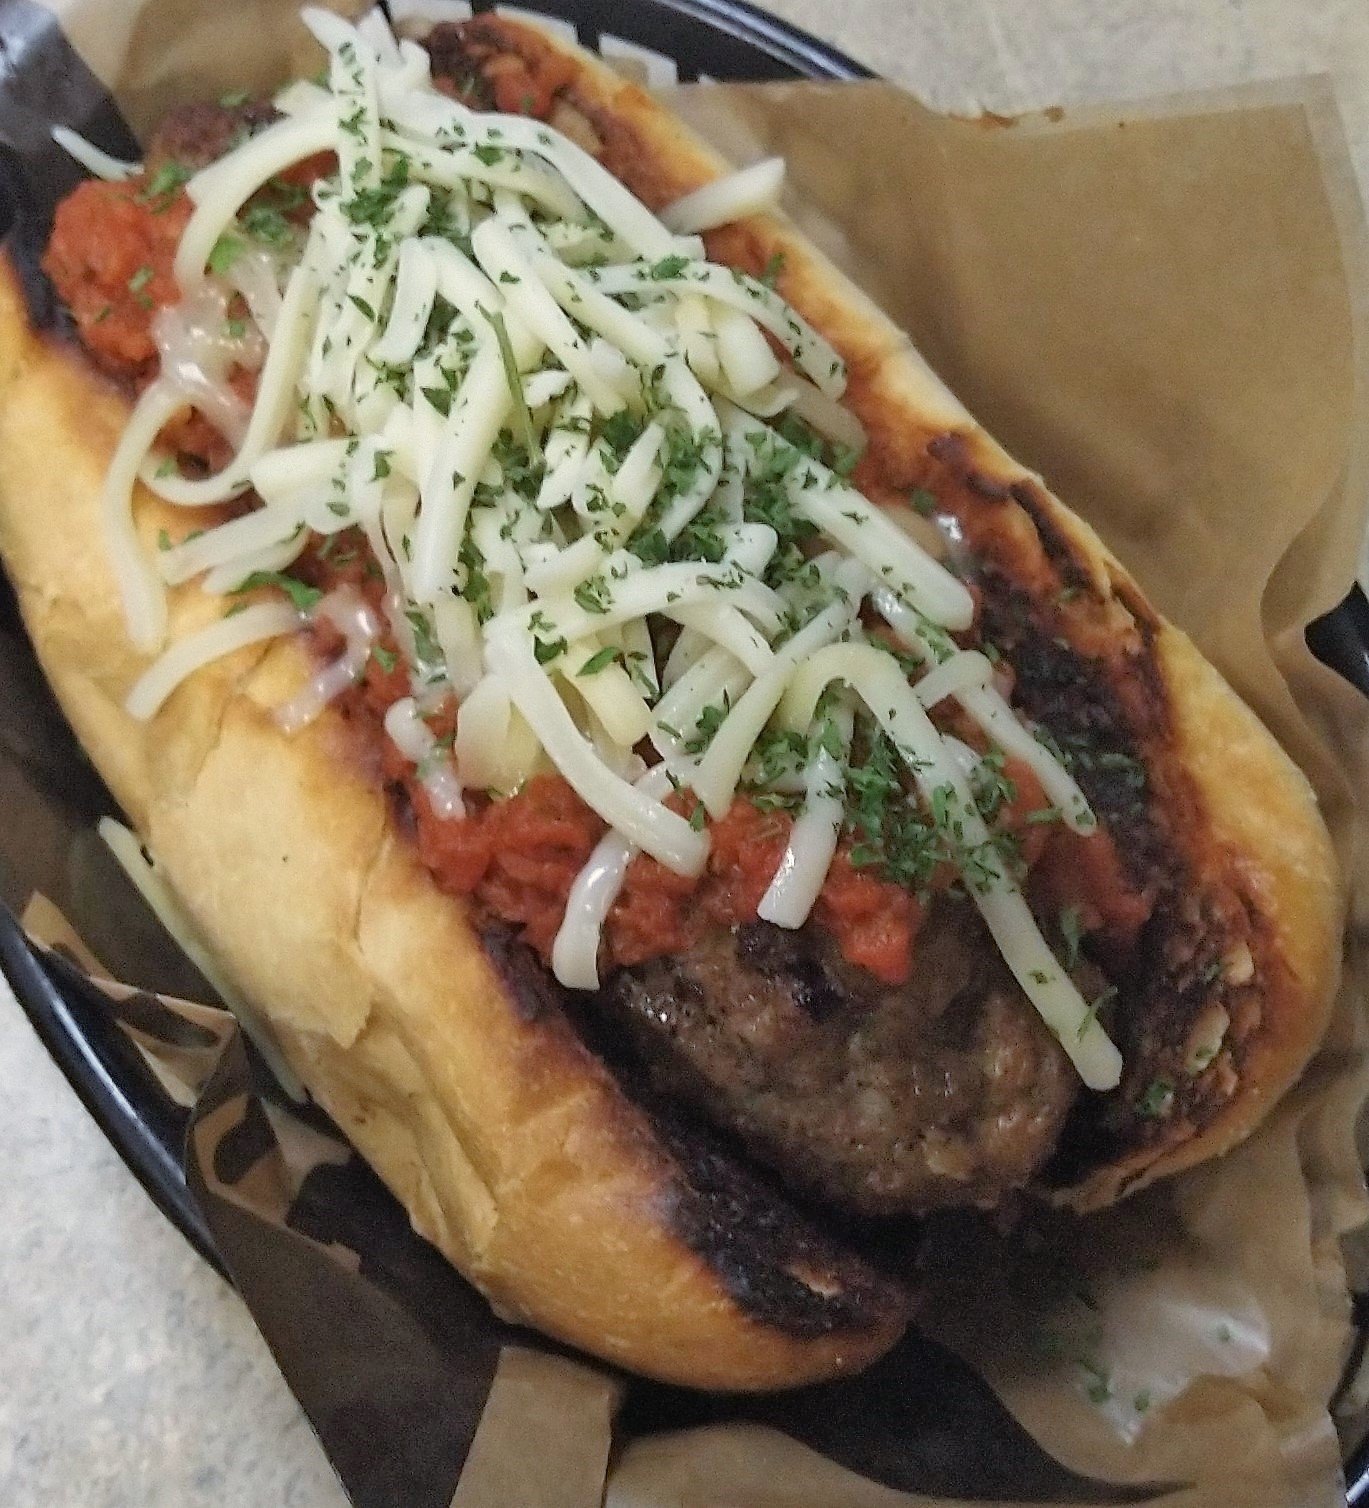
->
<box><xmin>2</xmin><ymin>4</ymin><xmax>1368</xmax><ymax>1504</ymax></box>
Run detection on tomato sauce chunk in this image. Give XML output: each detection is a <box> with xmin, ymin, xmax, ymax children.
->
<box><xmin>43</xmin><ymin>179</ymin><xmax>189</xmax><ymax>376</ymax></box>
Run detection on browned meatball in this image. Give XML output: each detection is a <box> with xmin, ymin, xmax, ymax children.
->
<box><xmin>595</xmin><ymin>900</ymin><xmax>1078</xmax><ymax>1217</ymax></box>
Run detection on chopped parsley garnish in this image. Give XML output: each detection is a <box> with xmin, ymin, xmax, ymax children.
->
<box><xmin>480</xmin><ymin>305</ymin><xmax>536</xmax><ymax>454</ymax></box>
<box><xmin>658</xmin><ymin>425</ymin><xmax>716</xmax><ymax>508</ymax></box>
<box><xmin>842</xmin><ymin>726</ymin><xmax>944</xmax><ymax>891</ymax></box>
<box><xmin>909</xmin><ymin>487</ymin><xmax>937</xmax><ymax>516</ymax></box>
<box><xmin>127</xmin><ymin>264</ymin><xmax>154</xmax><ymax>308</ymax></box>
<box><xmin>459</xmin><ymin>537</ymin><xmax>494</xmax><ymax>623</ymax></box>
<box><xmin>685</xmin><ymin>698</ymin><xmax>730</xmax><ymax>756</ymax></box>
<box><xmin>242</xmin><ymin>204</ymin><xmax>294</xmax><ymax>247</ymax></box>
<box><xmin>342</xmin><ymin>155</ymin><xmax>412</xmax><ymax>229</ymax></box>
<box><xmin>1039</xmin><ymin>727</ymin><xmax>1148</xmax><ymax>814</ymax></box>
<box><xmin>672</xmin><ymin>504</ymin><xmax>727</xmax><ymax>563</ymax></box>
<box><xmin>372</xmin><ymin>645</ymin><xmax>398</xmax><ymax>673</ymax></box>
<box><xmin>573</xmin><ymin>576</ymin><xmax>612</xmax><ymax>614</ymax></box>
<box><xmin>533</xmin><ymin>632</ymin><xmax>567</xmax><ymax>665</ymax></box>
<box><xmin>207</xmin><ymin>234</ymin><xmax>245</xmax><ymax>277</ymax></box>
<box><xmin>230</xmin><ymin>571</ymin><xmax>321</xmax><ymax>613</ymax></box>
<box><xmin>139</xmin><ymin>160</ymin><xmax>192</xmax><ymax>206</ymax></box>
<box><xmin>968</xmin><ymin>749</ymin><xmax>1014</xmax><ymax>823</ymax></box>
<box><xmin>599</xmin><ymin>408</ymin><xmax>645</xmax><ymax>460</ymax></box>
<box><xmin>577</xmin><ymin>646</ymin><xmax>619</xmax><ymax>676</ymax></box>
<box><xmin>405</xmin><ymin>608</ymin><xmax>442</xmax><ymax>665</ymax></box>
<box><xmin>648</xmin><ymin>253</ymin><xmax>691</xmax><ymax>281</ymax></box>
<box><xmin>1080</xmin><ymin>1361</ymin><xmax>1113</xmax><ymax>1406</ymax></box>
<box><xmin>627</xmin><ymin>526</ymin><xmax>669</xmax><ymax>566</ymax></box>
<box><xmin>421</xmin><ymin>384</ymin><xmax>454</xmax><ymax>417</ymax></box>
<box><xmin>759</xmin><ymin>251</ymin><xmax>786</xmax><ymax>289</ymax></box>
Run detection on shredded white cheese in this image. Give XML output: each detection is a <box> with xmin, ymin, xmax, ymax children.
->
<box><xmin>662</xmin><ymin>158</ymin><xmax>786</xmax><ymax>235</ymax></box>
<box><xmin>101</xmin><ymin>8</ymin><xmax>1119</xmax><ymax>1087</ymax></box>
<box><xmin>50</xmin><ymin>126</ymin><xmax>138</xmax><ymax>181</ymax></box>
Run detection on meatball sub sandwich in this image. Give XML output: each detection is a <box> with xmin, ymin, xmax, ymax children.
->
<box><xmin>0</xmin><ymin>9</ymin><xmax>1341</xmax><ymax>1389</ymax></box>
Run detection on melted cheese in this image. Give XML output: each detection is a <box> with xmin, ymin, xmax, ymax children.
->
<box><xmin>274</xmin><ymin>587</ymin><xmax>383</xmax><ymax>732</ymax></box>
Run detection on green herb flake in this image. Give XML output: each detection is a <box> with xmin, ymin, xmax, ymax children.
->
<box><xmin>230</xmin><ymin>570</ymin><xmax>321</xmax><ymax>614</ymax></box>
<box><xmin>1137</xmin><ymin>1077</ymin><xmax>1174</xmax><ymax>1119</ymax></box>
<box><xmin>480</xmin><ymin>305</ymin><xmax>536</xmax><ymax>454</ymax></box>
<box><xmin>572</xmin><ymin>576</ymin><xmax>612</xmax><ymax>615</ymax></box>
<box><xmin>533</xmin><ymin>633</ymin><xmax>567</xmax><ymax>666</ymax></box>
<box><xmin>685</xmin><ymin>699</ymin><xmax>730</xmax><ymax>756</ymax></box>
<box><xmin>759</xmin><ymin>251</ymin><xmax>786</xmax><ymax>289</ymax></box>
<box><xmin>207</xmin><ymin>234</ymin><xmax>245</xmax><ymax>277</ymax></box>
<box><xmin>372</xmin><ymin>645</ymin><xmax>398</xmax><ymax>673</ymax></box>
<box><xmin>218</xmin><ymin>89</ymin><xmax>251</xmax><ymax>108</ymax></box>
<box><xmin>138</xmin><ymin>160</ymin><xmax>192</xmax><ymax>206</ymax></box>
<box><xmin>405</xmin><ymin>608</ymin><xmax>442</xmax><ymax>665</ymax></box>
<box><xmin>242</xmin><ymin>204</ymin><xmax>294</xmax><ymax>247</ymax></box>
<box><xmin>421</xmin><ymin>385</ymin><xmax>454</xmax><ymax>417</ymax></box>
<box><xmin>909</xmin><ymin>487</ymin><xmax>937</xmax><ymax>517</ymax></box>
<box><xmin>648</xmin><ymin>253</ymin><xmax>691</xmax><ymax>281</ymax></box>
<box><xmin>577</xmin><ymin>646</ymin><xmax>619</xmax><ymax>677</ymax></box>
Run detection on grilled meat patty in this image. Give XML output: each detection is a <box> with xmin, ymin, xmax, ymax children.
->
<box><xmin>595</xmin><ymin>900</ymin><xmax>1079</xmax><ymax>1218</ymax></box>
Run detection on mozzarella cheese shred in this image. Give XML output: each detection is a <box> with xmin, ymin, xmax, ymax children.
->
<box><xmin>662</xmin><ymin>157</ymin><xmax>786</xmax><ymax>235</ymax></box>
<box><xmin>105</xmin><ymin>8</ymin><xmax>1120</xmax><ymax>1088</ymax></box>
<box><xmin>51</xmin><ymin>126</ymin><xmax>138</xmax><ymax>181</ymax></box>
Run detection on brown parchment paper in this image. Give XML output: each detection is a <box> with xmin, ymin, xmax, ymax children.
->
<box><xmin>26</xmin><ymin>5</ymin><xmax>1369</xmax><ymax>1505</ymax></box>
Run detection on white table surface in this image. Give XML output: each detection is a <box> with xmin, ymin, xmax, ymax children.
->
<box><xmin>3</xmin><ymin>3</ymin><xmax>1369</xmax><ymax>1504</ymax></box>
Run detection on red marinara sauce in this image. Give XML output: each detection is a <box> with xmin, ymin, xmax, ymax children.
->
<box><xmin>44</xmin><ymin>179</ymin><xmax>190</xmax><ymax>375</ymax></box>
<box><xmin>401</xmin><ymin>714</ymin><xmax>1123</xmax><ymax>987</ymax></box>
